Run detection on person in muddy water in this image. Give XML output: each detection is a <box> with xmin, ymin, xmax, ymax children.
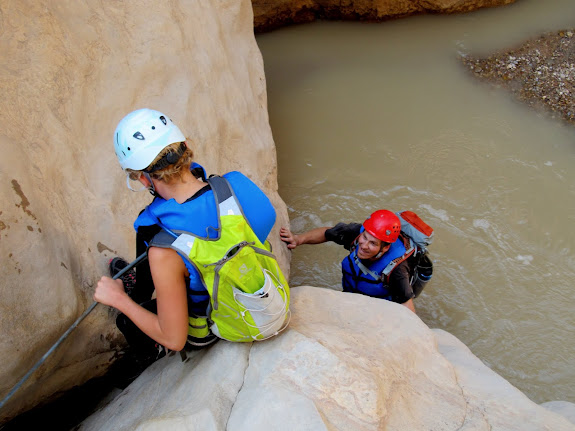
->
<box><xmin>280</xmin><ymin>210</ymin><xmax>433</xmax><ymax>314</ymax></box>
<box><xmin>94</xmin><ymin>108</ymin><xmax>282</xmax><ymax>374</ymax></box>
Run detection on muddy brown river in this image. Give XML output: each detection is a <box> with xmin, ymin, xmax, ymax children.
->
<box><xmin>257</xmin><ymin>0</ymin><xmax>575</xmax><ymax>404</ymax></box>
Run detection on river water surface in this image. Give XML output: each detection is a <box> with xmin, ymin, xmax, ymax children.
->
<box><xmin>257</xmin><ymin>0</ymin><xmax>575</xmax><ymax>404</ymax></box>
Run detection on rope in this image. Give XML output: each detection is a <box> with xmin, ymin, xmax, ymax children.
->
<box><xmin>0</xmin><ymin>251</ymin><xmax>148</xmax><ymax>411</ymax></box>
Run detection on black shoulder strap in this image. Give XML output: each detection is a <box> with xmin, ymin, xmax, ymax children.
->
<box><xmin>206</xmin><ymin>175</ymin><xmax>233</xmax><ymax>204</ymax></box>
<box><xmin>149</xmin><ymin>230</ymin><xmax>178</xmax><ymax>248</ymax></box>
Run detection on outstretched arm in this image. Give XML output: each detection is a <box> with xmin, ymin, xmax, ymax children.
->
<box><xmin>279</xmin><ymin>226</ymin><xmax>330</xmax><ymax>250</ymax></box>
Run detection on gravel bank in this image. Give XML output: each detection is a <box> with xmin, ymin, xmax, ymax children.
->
<box><xmin>461</xmin><ymin>30</ymin><xmax>575</xmax><ymax>125</ymax></box>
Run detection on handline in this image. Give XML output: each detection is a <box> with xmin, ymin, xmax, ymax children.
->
<box><xmin>0</xmin><ymin>251</ymin><xmax>148</xmax><ymax>411</ymax></box>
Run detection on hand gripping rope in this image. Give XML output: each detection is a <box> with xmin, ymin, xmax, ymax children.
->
<box><xmin>0</xmin><ymin>251</ymin><xmax>148</xmax><ymax>411</ymax></box>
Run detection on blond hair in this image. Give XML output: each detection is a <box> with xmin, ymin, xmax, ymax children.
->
<box><xmin>126</xmin><ymin>142</ymin><xmax>194</xmax><ymax>184</ymax></box>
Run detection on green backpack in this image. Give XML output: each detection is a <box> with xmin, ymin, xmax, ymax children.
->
<box><xmin>150</xmin><ymin>176</ymin><xmax>290</xmax><ymax>342</ymax></box>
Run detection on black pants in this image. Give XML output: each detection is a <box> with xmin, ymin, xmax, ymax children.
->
<box><xmin>116</xmin><ymin>300</ymin><xmax>160</xmax><ymax>356</ymax></box>
<box><xmin>115</xmin><ymin>225</ymin><xmax>159</xmax><ymax>356</ymax></box>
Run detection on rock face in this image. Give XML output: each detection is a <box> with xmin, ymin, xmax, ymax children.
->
<box><xmin>0</xmin><ymin>0</ymin><xmax>288</xmax><ymax>423</ymax></box>
<box><xmin>78</xmin><ymin>287</ymin><xmax>575</xmax><ymax>431</ymax></box>
<box><xmin>252</xmin><ymin>0</ymin><xmax>518</xmax><ymax>32</ymax></box>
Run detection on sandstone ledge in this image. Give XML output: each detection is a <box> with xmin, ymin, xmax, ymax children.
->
<box><xmin>78</xmin><ymin>287</ymin><xmax>575</xmax><ymax>431</ymax></box>
<box><xmin>251</xmin><ymin>0</ymin><xmax>518</xmax><ymax>33</ymax></box>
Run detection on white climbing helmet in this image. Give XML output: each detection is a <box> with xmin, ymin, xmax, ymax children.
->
<box><xmin>114</xmin><ymin>108</ymin><xmax>186</xmax><ymax>171</ymax></box>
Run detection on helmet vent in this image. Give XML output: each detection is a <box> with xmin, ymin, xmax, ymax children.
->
<box><xmin>133</xmin><ymin>131</ymin><xmax>145</xmax><ymax>140</ymax></box>
<box><xmin>160</xmin><ymin>116</ymin><xmax>167</xmax><ymax>125</ymax></box>
<box><xmin>151</xmin><ymin>126</ymin><xmax>156</xmax><ymax>130</ymax></box>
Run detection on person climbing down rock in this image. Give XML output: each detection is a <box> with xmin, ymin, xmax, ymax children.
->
<box><xmin>280</xmin><ymin>210</ymin><xmax>433</xmax><ymax>314</ymax></box>
<box><xmin>94</xmin><ymin>108</ymin><xmax>290</xmax><ymax>371</ymax></box>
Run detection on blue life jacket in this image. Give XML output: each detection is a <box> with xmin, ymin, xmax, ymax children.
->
<box><xmin>341</xmin><ymin>229</ymin><xmax>414</xmax><ymax>300</ymax></box>
<box><xmin>134</xmin><ymin>170</ymin><xmax>276</xmax><ymax>315</ymax></box>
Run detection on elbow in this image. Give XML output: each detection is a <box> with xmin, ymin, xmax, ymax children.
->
<box><xmin>402</xmin><ymin>298</ymin><xmax>416</xmax><ymax>314</ymax></box>
<box><xmin>165</xmin><ymin>339</ymin><xmax>187</xmax><ymax>352</ymax></box>
<box><xmin>164</xmin><ymin>334</ymin><xmax>187</xmax><ymax>352</ymax></box>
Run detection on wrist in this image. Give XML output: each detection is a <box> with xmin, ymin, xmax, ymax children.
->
<box><xmin>114</xmin><ymin>289</ymin><xmax>134</xmax><ymax>314</ymax></box>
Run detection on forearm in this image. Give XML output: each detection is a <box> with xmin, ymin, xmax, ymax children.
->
<box><xmin>391</xmin><ymin>262</ymin><xmax>416</xmax><ymax>314</ymax></box>
<box><xmin>95</xmin><ymin>277</ymin><xmax>168</xmax><ymax>344</ymax></box>
<box><xmin>401</xmin><ymin>298</ymin><xmax>416</xmax><ymax>314</ymax></box>
<box><xmin>295</xmin><ymin>227</ymin><xmax>330</xmax><ymax>246</ymax></box>
<box><xmin>115</xmin><ymin>295</ymin><xmax>185</xmax><ymax>350</ymax></box>
<box><xmin>280</xmin><ymin>226</ymin><xmax>330</xmax><ymax>249</ymax></box>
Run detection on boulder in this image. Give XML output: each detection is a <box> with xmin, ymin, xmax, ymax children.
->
<box><xmin>251</xmin><ymin>0</ymin><xmax>519</xmax><ymax>33</ymax></box>
<box><xmin>0</xmin><ymin>0</ymin><xmax>288</xmax><ymax>422</ymax></box>
<box><xmin>78</xmin><ymin>287</ymin><xmax>575</xmax><ymax>431</ymax></box>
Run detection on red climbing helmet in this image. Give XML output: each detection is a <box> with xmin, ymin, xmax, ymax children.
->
<box><xmin>363</xmin><ymin>210</ymin><xmax>401</xmax><ymax>243</ymax></box>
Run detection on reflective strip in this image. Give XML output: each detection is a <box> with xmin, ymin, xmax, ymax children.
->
<box><xmin>219</xmin><ymin>196</ymin><xmax>241</xmax><ymax>216</ymax></box>
<box><xmin>354</xmin><ymin>254</ymin><xmax>381</xmax><ymax>280</ymax></box>
<box><xmin>172</xmin><ymin>233</ymin><xmax>196</xmax><ymax>256</ymax></box>
<box><xmin>188</xmin><ymin>316</ymin><xmax>210</xmax><ymax>338</ymax></box>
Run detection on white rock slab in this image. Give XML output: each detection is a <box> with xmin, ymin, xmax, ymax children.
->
<box><xmin>79</xmin><ymin>287</ymin><xmax>574</xmax><ymax>430</ymax></box>
<box><xmin>79</xmin><ymin>342</ymin><xmax>251</xmax><ymax>431</ymax></box>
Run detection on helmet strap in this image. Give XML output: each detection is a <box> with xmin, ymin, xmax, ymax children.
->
<box><xmin>144</xmin><ymin>142</ymin><xmax>186</xmax><ymax>174</ymax></box>
<box><xmin>142</xmin><ymin>172</ymin><xmax>159</xmax><ymax>197</ymax></box>
<box><xmin>125</xmin><ymin>172</ymin><xmax>147</xmax><ymax>192</ymax></box>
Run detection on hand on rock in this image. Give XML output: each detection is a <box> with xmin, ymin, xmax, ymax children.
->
<box><xmin>280</xmin><ymin>226</ymin><xmax>299</xmax><ymax>249</ymax></box>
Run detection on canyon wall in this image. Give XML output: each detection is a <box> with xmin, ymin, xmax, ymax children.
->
<box><xmin>251</xmin><ymin>0</ymin><xmax>518</xmax><ymax>32</ymax></box>
<box><xmin>0</xmin><ymin>0</ymin><xmax>287</xmax><ymax>422</ymax></box>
